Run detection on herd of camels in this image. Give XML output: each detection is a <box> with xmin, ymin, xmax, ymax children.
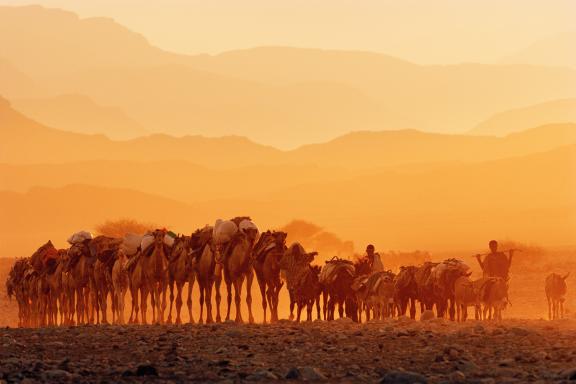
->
<box><xmin>5</xmin><ymin>217</ymin><xmax>570</xmax><ymax>328</ymax></box>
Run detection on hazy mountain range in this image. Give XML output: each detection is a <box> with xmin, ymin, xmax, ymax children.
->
<box><xmin>1</xmin><ymin>6</ymin><xmax>575</xmax><ymax>148</ymax></box>
<box><xmin>0</xmin><ymin>5</ymin><xmax>575</xmax><ymax>258</ymax></box>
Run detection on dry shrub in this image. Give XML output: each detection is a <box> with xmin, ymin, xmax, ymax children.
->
<box><xmin>497</xmin><ymin>240</ymin><xmax>546</xmax><ymax>271</ymax></box>
<box><xmin>95</xmin><ymin>218</ymin><xmax>156</xmax><ymax>238</ymax></box>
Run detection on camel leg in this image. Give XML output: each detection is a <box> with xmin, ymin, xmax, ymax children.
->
<box><xmin>307</xmin><ymin>300</ymin><xmax>313</xmax><ymax>321</ymax></box>
<box><xmin>338</xmin><ymin>300</ymin><xmax>344</xmax><ymax>319</ymax></box>
<box><xmin>141</xmin><ymin>287</ymin><xmax>148</xmax><ymax>325</ymax></box>
<box><xmin>316</xmin><ymin>295</ymin><xmax>321</xmax><ymax>320</ymax></box>
<box><xmin>225</xmin><ymin>280</ymin><xmax>232</xmax><ymax>322</ymax></box>
<box><xmin>111</xmin><ymin>287</ymin><xmax>117</xmax><ymax>325</ymax></box>
<box><xmin>246</xmin><ymin>270</ymin><xmax>255</xmax><ymax>324</ymax></box>
<box><xmin>198</xmin><ymin>283</ymin><xmax>205</xmax><ymax>325</ymax></box>
<box><xmin>296</xmin><ymin>302</ymin><xmax>303</xmax><ymax>322</ymax></box>
<box><xmin>449</xmin><ymin>298</ymin><xmax>456</xmax><ymax>321</ymax></box>
<box><xmin>100</xmin><ymin>287</ymin><xmax>109</xmax><ymax>325</ymax></box>
<box><xmin>256</xmin><ymin>274</ymin><xmax>267</xmax><ymax>324</ymax></box>
<box><xmin>175</xmin><ymin>281</ymin><xmax>184</xmax><ymax>325</ymax></box>
<box><xmin>215</xmin><ymin>277</ymin><xmax>222</xmax><ymax>323</ymax></box>
<box><xmin>233</xmin><ymin>278</ymin><xmax>244</xmax><ymax>324</ymax></box>
<box><xmin>88</xmin><ymin>287</ymin><xmax>96</xmax><ymax>325</ymax></box>
<box><xmin>161</xmin><ymin>280</ymin><xmax>168</xmax><ymax>324</ymax></box>
<box><xmin>167</xmin><ymin>279</ymin><xmax>175</xmax><ymax>324</ymax></box>
<box><xmin>130</xmin><ymin>286</ymin><xmax>138</xmax><ymax>324</ymax></box>
<box><xmin>266</xmin><ymin>286</ymin><xmax>274</xmax><ymax>322</ymax></box>
<box><xmin>116</xmin><ymin>289</ymin><xmax>123</xmax><ymax>325</ymax></box>
<box><xmin>561</xmin><ymin>300</ymin><xmax>564</xmax><ymax>319</ymax></box>
<box><xmin>206</xmin><ymin>282</ymin><xmax>214</xmax><ymax>324</ymax></box>
<box><xmin>288</xmin><ymin>290</ymin><xmax>295</xmax><ymax>321</ymax></box>
<box><xmin>187</xmin><ymin>275</ymin><xmax>195</xmax><ymax>324</ymax></box>
<box><xmin>328</xmin><ymin>297</ymin><xmax>335</xmax><ymax>321</ymax></box>
<box><xmin>150</xmin><ymin>285</ymin><xmax>157</xmax><ymax>324</ymax></box>
<box><xmin>76</xmin><ymin>287</ymin><xmax>83</xmax><ymax>325</ymax></box>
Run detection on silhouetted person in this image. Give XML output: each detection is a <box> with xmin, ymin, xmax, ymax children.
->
<box><xmin>366</xmin><ymin>244</ymin><xmax>383</xmax><ymax>272</ymax></box>
<box><xmin>476</xmin><ymin>240</ymin><xmax>514</xmax><ymax>279</ymax></box>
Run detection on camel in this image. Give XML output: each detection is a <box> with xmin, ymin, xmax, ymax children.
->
<box><xmin>140</xmin><ymin>229</ymin><xmax>169</xmax><ymax>324</ymax></box>
<box><xmin>6</xmin><ymin>258</ymin><xmax>32</xmax><ymax>327</ymax></box>
<box><xmin>189</xmin><ymin>227</ymin><xmax>222</xmax><ymax>324</ymax></box>
<box><xmin>166</xmin><ymin>235</ymin><xmax>195</xmax><ymax>324</ymax></box>
<box><xmin>394</xmin><ymin>266</ymin><xmax>419</xmax><ymax>319</ymax></box>
<box><xmin>279</xmin><ymin>242</ymin><xmax>321</xmax><ymax>322</ymax></box>
<box><xmin>218</xmin><ymin>230</ymin><xmax>256</xmax><ymax>324</ymax></box>
<box><xmin>253</xmin><ymin>231</ymin><xmax>287</xmax><ymax>323</ymax></box>
<box><xmin>127</xmin><ymin>251</ymin><xmax>145</xmax><ymax>324</ymax></box>
<box><xmin>91</xmin><ymin>236</ymin><xmax>123</xmax><ymax>324</ymax></box>
<box><xmin>545</xmin><ymin>273</ymin><xmax>569</xmax><ymax>320</ymax></box>
<box><xmin>112</xmin><ymin>249</ymin><xmax>129</xmax><ymax>324</ymax></box>
<box><xmin>93</xmin><ymin>259</ymin><xmax>113</xmax><ymax>324</ymax></box>
<box><xmin>38</xmin><ymin>251</ymin><xmax>66</xmax><ymax>326</ymax></box>
<box><xmin>64</xmin><ymin>240</ymin><xmax>97</xmax><ymax>325</ymax></box>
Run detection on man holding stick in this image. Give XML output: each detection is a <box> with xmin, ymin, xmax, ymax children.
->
<box><xmin>475</xmin><ymin>240</ymin><xmax>516</xmax><ymax>279</ymax></box>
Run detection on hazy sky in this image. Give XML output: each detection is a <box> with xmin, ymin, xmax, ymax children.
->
<box><xmin>1</xmin><ymin>0</ymin><xmax>575</xmax><ymax>63</ymax></box>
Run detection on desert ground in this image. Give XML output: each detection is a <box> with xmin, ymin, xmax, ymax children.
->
<box><xmin>1</xmin><ymin>319</ymin><xmax>576</xmax><ymax>383</ymax></box>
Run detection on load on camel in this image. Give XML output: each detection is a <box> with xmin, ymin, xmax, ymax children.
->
<box><xmin>212</xmin><ymin>217</ymin><xmax>259</xmax><ymax>323</ymax></box>
<box><xmin>252</xmin><ymin>230</ymin><xmax>287</xmax><ymax>323</ymax></box>
<box><xmin>279</xmin><ymin>242</ymin><xmax>320</xmax><ymax>322</ymax></box>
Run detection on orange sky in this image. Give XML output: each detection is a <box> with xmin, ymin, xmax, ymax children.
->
<box><xmin>1</xmin><ymin>0</ymin><xmax>575</xmax><ymax>63</ymax></box>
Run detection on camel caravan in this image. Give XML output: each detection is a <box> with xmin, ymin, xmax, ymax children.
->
<box><xmin>4</xmin><ymin>219</ymin><xmax>568</xmax><ymax>327</ymax></box>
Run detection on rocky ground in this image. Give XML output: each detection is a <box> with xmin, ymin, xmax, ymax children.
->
<box><xmin>1</xmin><ymin>318</ymin><xmax>576</xmax><ymax>383</ymax></box>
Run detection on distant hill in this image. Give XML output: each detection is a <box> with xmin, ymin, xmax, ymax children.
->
<box><xmin>12</xmin><ymin>94</ymin><xmax>148</xmax><ymax>140</ymax></box>
<box><xmin>1</xmin><ymin>146</ymin><xmax>574</xmax><ymax>257</ymax></box>
<box><xmin>1</xmin><ymin>6</ymin><xmax>576</xmax><ymax>147</ymax></box>
<box><xmin>286</xmin><ymin>124</ymin><xmax>576</xmax><ymax>168</ymax></box>
<box><xmin>2</xmin><ymin>96</ymin><xmax>575</xmax><ymax>168</ymax></box>
<box><xmin>470</xmin><ymin>99</ymin><xmax>576</xmax><ymax>136</ymax></box>
<box><xmin>0</xmin><ymin>96</ymin><xmax>282</xmax><ymax>166</ymax></box>
<box><xmin>500</xmin><ymin>32</ymin><xmax>576</xmax><ymax>68</ymax></box>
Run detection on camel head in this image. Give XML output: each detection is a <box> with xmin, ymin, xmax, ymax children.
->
<box><xmin>171</xmin><ymin>235</ymin><xmax>189</xmax><ymax>260</ymax></box>
<box><xmin>153</xmin><ymin>229</ymin><xmax>167</xmax><ymax>246</ymax></box>
<box><xmin>563</xmin><ymin>272</ymin><xmax>570</xmax><ymax>280</ymax></box>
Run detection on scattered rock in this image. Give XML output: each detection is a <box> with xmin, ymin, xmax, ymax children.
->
<box><xmin>285</xmin><ymin>366</ymin><xmax>326</xmax><ymax>381</ymax></box>
<box><xmin>246</xmin><ymin>370</ymin><xmax>279</xmax><ymax>381</ymax></box>
<box><xmin>136</xmin><ymin>364</ymin><xmax>158</xmax><ymax>376</ymax></box>
<box><xmin>43</xmin><ymin>369</ymin><xmax>72</xmax><ymax>381</ymax></box>
<box><xmin>380</xmin><ymin>370</ymin><xmax>428</xmax><ymax>383</ymax></box>
<box><xmin>449</xmin><ymin>370</ymin><xmax>466</xmax><ymax>383</ymax></box>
